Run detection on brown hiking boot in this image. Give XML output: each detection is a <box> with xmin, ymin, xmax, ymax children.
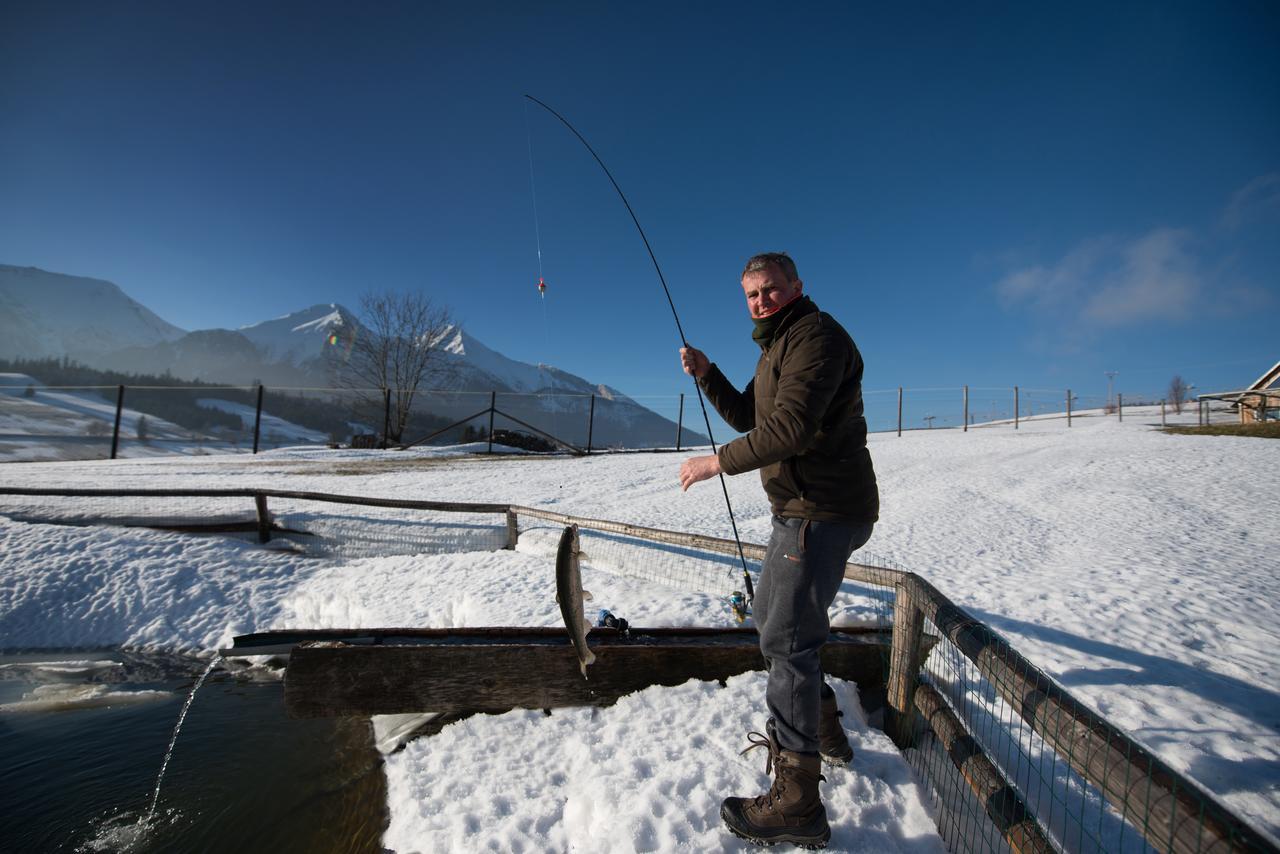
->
<box><xmin>721</xmin><ymin>730</ymin><xmax>831</xmax><ymax>849</ymax></box>
<box><xmin>818</xmin><ymin>693</ymin><xmax>854</xmax><ymax>767</ymax></box>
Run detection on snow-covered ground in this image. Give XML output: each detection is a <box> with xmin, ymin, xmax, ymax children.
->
<box><xmin>0</xmin><ymin>373</ymin><xmax>329</xmax><ymax>461</ymax></box>
<box><xmin>0</xmin><ymin>407</ymin><xmax>1276</xmax><ymax>849</ymax></box>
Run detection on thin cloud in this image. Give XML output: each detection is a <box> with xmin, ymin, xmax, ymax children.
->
<box><xmin>1221</xmin><ymin>172</ymin><xmax>1280</xmax><ymax>230</ymax></box>
<box><xmin>996</xmin><ymin>229</ymin><xmax>1198</xmax><ymax>326</ymax></box>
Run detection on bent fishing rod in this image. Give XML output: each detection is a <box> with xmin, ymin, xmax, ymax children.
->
<box><xmin>523</xmin><ymin>93</ymin><xmax>754</xmax><ymax>603</ymax></box>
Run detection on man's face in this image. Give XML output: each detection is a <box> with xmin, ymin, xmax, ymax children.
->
<box><xmin>741</xmin><ymin>265</ymin><xmax>803</xmax><ymax>319</ymax></box>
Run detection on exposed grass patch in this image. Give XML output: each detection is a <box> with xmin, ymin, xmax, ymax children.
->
<box><xmin>1162</xmin><ymin>422</ymin><xmax>1280</xmax><ymax>439</ymax></box>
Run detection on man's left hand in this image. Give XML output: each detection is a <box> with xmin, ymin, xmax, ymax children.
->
<box><xmin>679</xmin><ymin>454</ymin><xmax>722</xmax><ymax>491</ymax></box>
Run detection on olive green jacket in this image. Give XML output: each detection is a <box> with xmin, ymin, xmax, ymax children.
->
<box><xmin>699</xmin><ymin>297</ymin><xmax>879</xmax><ymax>523</ymax></box>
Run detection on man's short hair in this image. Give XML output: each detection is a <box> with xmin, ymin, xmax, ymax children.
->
<box><xmin>742</xmin><ymin>252</ymin><xmax>799</xmax><ymax>283</ymax></box>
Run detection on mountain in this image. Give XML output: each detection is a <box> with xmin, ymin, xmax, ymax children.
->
<box><xmin>237</xmin><ymin>303</ymin><xmax>357</xmax><ymax>365</ymax></box>
<box><xmin>0</xmin><ymin>266</ymin><xmax>705</xmax><ymax>448</ymax></box>
<box><xmin>0</xmin><ymin>265</ymin><xmax>186</xmax><ymax>361</ymax></box>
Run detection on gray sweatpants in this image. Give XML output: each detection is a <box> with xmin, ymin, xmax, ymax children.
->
<box><xmin>753</xmin><ymin>515</ymin><xmax>875</xmax><ymax>754</ymax></box>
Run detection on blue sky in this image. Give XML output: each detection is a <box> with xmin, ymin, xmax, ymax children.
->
<box><xmin>2</xmin><ymin>2</ymin><xmax>1277</xmax><ymax>416</ymax></box>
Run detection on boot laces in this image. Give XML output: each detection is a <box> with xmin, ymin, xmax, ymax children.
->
<box><xmin>739</xmin><ymin>731</ymin><xmax>785</xmax><ymax>810</ymax></box>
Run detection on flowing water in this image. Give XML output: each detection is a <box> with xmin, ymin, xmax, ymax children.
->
<box><xmin>0</xmin><ymin>651</ymin><xmax>387</xmax><ymax>853</ymax></box>
<box><xmin>144</xmin><ymin>658</ymin><xmax>219</xmax><ymax>823</ymax></box>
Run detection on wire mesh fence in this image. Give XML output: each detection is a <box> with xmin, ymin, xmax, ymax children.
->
<box><xmin>5</xmin><ymin>379</ymin><xmax>1229</xmax><ymax>465</ymax></box>
<box><xmin>1</xmin><ymin>487</ymin><xmax>1273</xmax><ymax>852</ymax></box>
<box><xmin>890</xmin><ymin>574</ymin><xmax>1275</xmax><ymax>854</ymax></box>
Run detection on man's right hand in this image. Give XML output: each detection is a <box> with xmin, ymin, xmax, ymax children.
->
<box><xmin>680</xmin><ymin>346</ymin><xmax>709</xmax><ymax>379</ymax></box>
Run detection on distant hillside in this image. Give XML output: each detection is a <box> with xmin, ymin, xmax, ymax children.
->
<box><xmin>1</xmin><ymin>265</ymin><xmax>706</xmax><ymax>448</ymax></box>
<box><xmin>0</xmin><ymin>265</ymin><xmax>185</xmax><ymax>361</ymax></box>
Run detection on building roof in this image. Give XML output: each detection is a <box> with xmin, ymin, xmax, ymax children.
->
<box><xmin>1246</xmin><ymin>360</ymin><xmax>1280</xmax><ymax>392</ymax></box>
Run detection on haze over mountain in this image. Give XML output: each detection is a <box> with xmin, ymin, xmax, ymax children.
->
<box><xmin>0</xmin><ymin>265</ymin><xmax>703</xmax><ymax>447</ymax></box>
<box><xmin>0</xmin><ymin>265</ymin><xmax>186</xmax><ymax>362</ymax></box>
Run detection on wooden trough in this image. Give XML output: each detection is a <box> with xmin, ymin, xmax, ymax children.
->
<box><xmin>225</xmin><ymin>625</ymin><xmax>910</xmax><ymax>719</ymax></box>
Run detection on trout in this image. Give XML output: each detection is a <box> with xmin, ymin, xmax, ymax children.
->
<box><xmin>555</xmin><ymin>524</ymin><xmax>596</xmax><ymax>679</ymax></box>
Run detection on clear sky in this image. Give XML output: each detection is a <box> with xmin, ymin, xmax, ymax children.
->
<box><xmin>2</xmin><ymin>2</ymin><xmax>1277</xmax><ymax>413</ymax></box>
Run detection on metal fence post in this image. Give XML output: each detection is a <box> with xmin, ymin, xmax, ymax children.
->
<box><xmin>676</xmin><ymin>393</ymin><xmax>684</xmax><ymax>450</ymax></box>
<box><xmin>382</xmin><ymin>388</ymin><xmax>391</xmax><ymax>449</ymax></box>
<box><xmin>487</xmin><ymin>391</ymin><xmax>496</xmax><ymax>454</ymax></box>
<box><xmin>587</xmin><ymin>394</ymin><xmax>595</xmax><ymax>453</ymax></box>
<box><xmin>963</xmin><ymin>385</ymin><xmax>968</xmax><ymax>433</ymax></box>
<box><xmin>110</xmin><ymin>384</ymin><xmax>125</xmax><ymax>460</ymax></box>
<box><xmin>897</xmin><ymin>387</ymin><xmax>903</xmax><ymax>437</ymax></box>
<box><xmin>252</xmin><ymin>384</ymin><xmax>265</xmax><ymax>454</ymax></box>
<box><xmin>1014</xmin><ymin>386</ymin><xmax>1020</xmax><ymax>430</ymax></box>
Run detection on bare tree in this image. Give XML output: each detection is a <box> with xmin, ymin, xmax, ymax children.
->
<box><xmin>332</xmin><ymin>291</ymin><xmax>454</xmax><ymax>444</ymax></box>
<box><xmin>1168</xmin><ymin>374</ymin><xmax>1190</xmax><ymax>414</ymax></box>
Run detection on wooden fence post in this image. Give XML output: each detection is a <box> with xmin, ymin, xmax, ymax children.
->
<box><xmin>110</xmin><ymin>385</ymin><xmax>125</xmax><ymax>460</ymax></box>
<box><xmin>1118</xmin><ymin>393</ymin><xmax>1123</xmax><ymax>422</ymax></box>
<box><xmin>1161</xmin><ymin>399</ymin><xmax>1166</xmax><ymax>426</ymax></box>
<box><xmin>676</xmin><ymin>393</ymin><xmax>684</xmax><ymax>450</ymax></box>
<box><xmin>252</xmin><ymin>384</ymin><xmax>265</xmax><ymax>454</ymax></box>
<box><xmin>505</xmin><ymin>510</ymin><xmax>519</xmax><ymax>550</ymax></box>
<box><xmin>487</xmin><ymin>391</ymin><xmax>496</xmax><ymax>454</ymax></box>
<box><xmin>888</xmin><ymin>580</ymin><xmax>925</xmax><ymax>748</ymax></box>
<box><xmin>1067</xmin><ymin>389</ymin><xmax>1072</xmax><ymax>427</ymax></box>
<box><xmin>896</xmin><ymin>387</ymin><xmax>903</xmax><ymax>437</ymax></box>
<box><xmin>587</xmin><ymin>394</ymin><xmax>595</xmax><ymax>453</ymax></box>
<box><xmin>254</xmin><ymin>493</ymin><xmax>272</xmax><ymax>543</ymax></box>
<box><xmin>1014</xmin><ymin>386</ymin><xmax>1020</xmax><ymax>430</ymax></box>
<box><xmin>963</xmin><ymin>385</ymin><xmax>968</xmax><ymax>432</ymax></box>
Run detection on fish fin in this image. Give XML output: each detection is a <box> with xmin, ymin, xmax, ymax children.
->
<box><xmin>582</xmin><ymin>590</ymin><xmax>593</xmax><ymax>602</ymax></box>
<box><xmin>578</xmin><ymin>649</ymin><xmax>596</xmax><ymax>679</ymax></box>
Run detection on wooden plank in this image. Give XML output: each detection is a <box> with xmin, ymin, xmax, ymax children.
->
<box><xmin>914</xmin><ymin>682</ymin><xmax>1054</xmax><ymax>854</ymax></box>
<box><xmin>905</xmin><ymin>574</ymin><xmax>1274</xmax><ymax>854</ymax></box>
<box><xmin>272</xmin><ymin>626</ymin><xmax>899</xmax><ymax>719</ymax></box>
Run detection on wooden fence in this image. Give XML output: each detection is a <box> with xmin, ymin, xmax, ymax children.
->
<box><xmin>0</xmin><ymin>486</ymin><xmax>1271</xmax><ymax>853</ymax></box>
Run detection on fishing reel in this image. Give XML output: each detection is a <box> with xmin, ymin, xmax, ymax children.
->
<box><xmin>596</xmin><ymin>609</ymin><xmax>630</xmax><ymax>637</ymax></box>
<box><xmin>730</xmin><ymin>591</ymin><xmax>749</xmax><ymax>624</ymax></box>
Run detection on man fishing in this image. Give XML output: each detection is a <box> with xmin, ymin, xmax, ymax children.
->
<box><xmin>678</xmin><ymin>251</ymin><xmax>879</xmax><ymax>849</ymax></box>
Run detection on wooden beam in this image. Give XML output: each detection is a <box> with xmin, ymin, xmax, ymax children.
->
<box><xmin>888</xmin><ymin>580</ymin><xmax>925</xmax><ymax>748</ymax></box>
<box><xmin>914</xmin><ymin>682</ymin><xmax>1054</xmax><ymax>854</ymax></box>
<box><xmin>229</xmin><ymin>626</ymin><xmax>904</xmax><ymax>719</ymax></box>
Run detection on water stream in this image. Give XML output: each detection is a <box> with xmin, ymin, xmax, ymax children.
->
<box><xmin>144</xmin><ymin>657</ymin><xmax>219</xmax><ymax>824</ymax></box>
<box><xmin>0</xmin><ymin>650</ymin><xmax>387</xmax><ymax>853</ymax></box>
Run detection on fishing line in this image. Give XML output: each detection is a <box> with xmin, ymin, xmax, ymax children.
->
<box><xmin>523</xmin><ymin>94</ymin><xmax>754</xmax><ymax>603</ymax></box>
<box><xmin>525</xmin><ymin>99</ymin><xmax>558</xmax><ymax>439</ymax></box>
<box><xmin>524</xmin><ymin>99</ymin><xmax>546</xmax><ymax>283</ymax></box>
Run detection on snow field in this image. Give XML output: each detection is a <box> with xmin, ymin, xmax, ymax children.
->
<box><xmin>1</xmin><ymin>410</ymin><xmax>1277</xmax><ymax>843</ymax></box>
<box><xmin>383</xmin><ymin>675</ymin><xmax>944</xmax><ymax>854</ymax></box>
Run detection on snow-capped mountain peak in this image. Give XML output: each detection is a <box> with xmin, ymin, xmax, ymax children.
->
<box><xmin>237</xmin><ymin>303</ymin><xmax>357</xmax><ymax>364</ymax></box>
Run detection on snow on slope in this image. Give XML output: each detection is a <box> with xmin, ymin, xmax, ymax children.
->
<box><xmin>0</xmin><ymin>411</ymin><xmax>1276</xmax><ymax>843</ymax></box>
<box><xmin>0</xmin><ymin>265</ymin><xmax>185</xmax><ymax>361</ymax></box>
<box><xmin>433</xmin><ymin>325</ymin><xmax>634</xmax><ymax>400</ymax></box>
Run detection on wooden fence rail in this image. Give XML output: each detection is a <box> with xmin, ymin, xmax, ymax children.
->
<box><xmin>887</xmin><ymin>572</ymin><xmax>1274</xmax><ymax>854</ymax></box>
<box><xmin>1</xmin><ymin>486</ymin><xmax>1271</xmax><ymax>852</ymax></box>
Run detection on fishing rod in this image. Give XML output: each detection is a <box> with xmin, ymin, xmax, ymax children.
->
<box><xmin>523</xmin><ymin>93</ymin><xmax>754</xmax><ymax>604</ymax></box>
